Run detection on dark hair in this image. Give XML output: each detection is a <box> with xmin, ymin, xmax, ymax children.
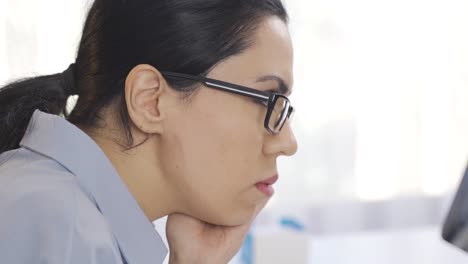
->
<box><xmin>0</xmin><ymin>0</ymin><xmax>288</xmax><ymax>154</ymax></box>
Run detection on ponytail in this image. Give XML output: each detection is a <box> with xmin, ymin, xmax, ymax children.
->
<box><xmin>0</xmin><ymin>64</ymin><xmax>76</xmax><ymax>154</ymax></box>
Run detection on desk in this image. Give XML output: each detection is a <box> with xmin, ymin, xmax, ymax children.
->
<box><xmin>228</xmin><ymin>226</ymin><xmax>468</xmax><ymax>263</ymax></box>
<box><xmin>308</xmin><ymin>226</ymin><xmax>467</xmax><ymax>263</ymax></box>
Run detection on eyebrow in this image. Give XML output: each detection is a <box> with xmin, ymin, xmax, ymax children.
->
<box><xmin>255</xmin><ymin>75</ymin><xmax>291</xmax><ymax>96</ymax></box>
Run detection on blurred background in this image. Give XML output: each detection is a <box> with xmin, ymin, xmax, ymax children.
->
<box><xmin>2</xmin><ymin>0</ymin><xmax>468</xmax><ymax>263</ymax></box>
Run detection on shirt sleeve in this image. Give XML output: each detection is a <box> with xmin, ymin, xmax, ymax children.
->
<box><xmin>0</xmin><ymin>179</ymin><xmax>77</xmax><ymax>264</ymax></box>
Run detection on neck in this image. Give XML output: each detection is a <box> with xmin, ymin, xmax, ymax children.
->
<box><xmin>88</xmin><ymin>128</ymin><xmax>174</xmax><ymax>222</ymax></box>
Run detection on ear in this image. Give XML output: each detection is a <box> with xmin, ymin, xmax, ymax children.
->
<box><xmin>124</xmin><ymin>64</ymin><xmax>168</xmax><ymax>134</ymax></box>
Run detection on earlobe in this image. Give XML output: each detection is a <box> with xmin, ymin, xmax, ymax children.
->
<box><xmin>124</xmin><ymin>64</ymin><xmax>167</xmax><ymax>134</ymax></box>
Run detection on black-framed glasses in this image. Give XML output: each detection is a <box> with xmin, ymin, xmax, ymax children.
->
<box><xmin>161</xmin><ymin>71</ymin><xmax>294</xmax><ymax>134</ymax></box>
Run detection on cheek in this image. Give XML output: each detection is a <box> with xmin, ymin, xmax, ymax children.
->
<box><xmin>162</xmin><ymin>94</ymin><xmax>266</xmax><ymax>224</ymax></box>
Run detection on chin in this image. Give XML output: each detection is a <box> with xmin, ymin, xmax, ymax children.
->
<box><xmin>202</xmin><ymin>205</ymin><xmax>257</xmax><ymax>227</ymax></box>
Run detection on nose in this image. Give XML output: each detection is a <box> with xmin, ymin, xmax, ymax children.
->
<box><xmin>263</xmin><ymin>122</ymin><xmax>298</xmax><ymax>157</ymax></box>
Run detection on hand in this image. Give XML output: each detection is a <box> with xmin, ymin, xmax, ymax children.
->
<box><xmin>166</xmin><ymin>202</ymin><xmax>266</xmax><ymax>264</ymax></box>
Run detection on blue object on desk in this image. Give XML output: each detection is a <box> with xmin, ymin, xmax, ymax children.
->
<box><xmin>280</xmin><ymin>217</ymin><xmax>305</xmax><ymax>231</ymax></box>
<box><xmin>240</xmin><ymin>230</ymin><xmax>254</xmax><ymax>264</ymax></box>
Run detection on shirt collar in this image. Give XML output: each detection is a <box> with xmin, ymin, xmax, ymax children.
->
<box><xmin>20</xmin><ymin>110</ymin><xmax>168</xmax><ymax>264</ymax></box>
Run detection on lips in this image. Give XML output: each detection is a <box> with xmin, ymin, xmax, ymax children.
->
<box><xmin>257</xmin><ymin>174</ymin><xmax>279</xmax><ymax>185</ymax></box>
<box><xmin>255</xmin><ymin>174</ymin><xmax>278</xmax><ymax>197</ymax></box>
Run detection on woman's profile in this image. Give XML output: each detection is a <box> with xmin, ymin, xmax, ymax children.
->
<box><xmin>0</xmin><ymin>0</ymin><xmax>297</xmax><ymax>263</ymax></box>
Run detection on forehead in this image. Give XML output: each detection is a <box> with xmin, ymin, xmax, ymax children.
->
<box><xmin>208</xmin><ymin>16</ymin><xmax>293</xmax><ymax>89</ymax></box>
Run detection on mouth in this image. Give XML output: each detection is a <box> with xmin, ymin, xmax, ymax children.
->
<box><xmin>255</xmin><ymin>174</ymin><xmax>278</xmax><ymax>197</ymax></box>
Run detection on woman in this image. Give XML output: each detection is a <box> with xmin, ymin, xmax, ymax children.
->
<box><xmin>0</xmin><ymin>0</ymin><xmax>297</xmax><ymax>263</ymax></box>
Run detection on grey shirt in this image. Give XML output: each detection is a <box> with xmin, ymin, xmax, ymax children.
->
<box><xmin>0</xmin><ymin>110</ymin><xmax>168</xmax><ymax>264</ymax></box>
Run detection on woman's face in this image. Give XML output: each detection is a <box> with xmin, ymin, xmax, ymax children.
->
<box><xmin>160</xmin><ymin>16</ymin><xmax>297</xmax><ymax>226</ymax></box>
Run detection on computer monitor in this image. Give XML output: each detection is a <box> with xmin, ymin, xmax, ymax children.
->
<box><xmin>442</xmin><ymin>163</ymin><xmax>468</xmax><ymax>252</ymax></box>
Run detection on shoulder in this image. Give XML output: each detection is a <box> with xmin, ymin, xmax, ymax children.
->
<box><xmin>0</xmin><ymin>147</ymin><xmax>78</xmax><ymax>216</ymax></box>
<box><xmin>0</xmin><ymin>148</ymin><xmax>124</xmax><ymax>264</ymax></box>
<box><xmin>0</xmin><ymin>146</ymin><xmax>77</xmax><ymax>189</ymax></box>
<box><xmin>0</xmin><ymin>147</ymin><xmax>77</xmax><ymax>226</ymax></box>
<box><xmin>0</xmin><ymin>148</ymin><xmax>78</xmax><ymax>229</ymax></box>
<box><xmin>0</xmin><ymin>149</ymin><xmax>79</xmax><ymax>263</ymax></box>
